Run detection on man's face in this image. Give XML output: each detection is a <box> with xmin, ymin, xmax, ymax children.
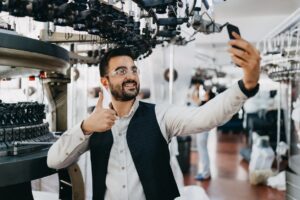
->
<box><xmin>104</xmin><ymin>56</ymin><xmax>140</xmax><ymax>101</ymax></box>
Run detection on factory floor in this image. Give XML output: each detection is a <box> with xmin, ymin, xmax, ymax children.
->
<box><xmin>184</xmin><ymin>131</ymin><xmax>285</xmax><ymax>200</ymax></box>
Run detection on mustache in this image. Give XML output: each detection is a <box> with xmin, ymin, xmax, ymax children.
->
<box><xmin>122</xmin><ymin>80</ymin><xmax>137</xmax><ymax>86</ymax></box>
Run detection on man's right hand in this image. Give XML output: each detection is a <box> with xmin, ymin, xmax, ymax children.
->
<box><xmin>81</xmin><ymin>92</ymin><xmax>117</xmax><ymax>135</ymax></box>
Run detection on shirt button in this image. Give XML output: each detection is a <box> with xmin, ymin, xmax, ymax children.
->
<box><xmin>66</xmin><ymin>152</ymin><xmax>69</xmax><ymax>156</ymax></box>
<box><xmin>121</xmin><ymin>167</ymin><xmax>125</xmax><ymax>170</ymax></box>
<box><xmin>119</xmin><ymin>133</ymin><xmax>122</xmax><ymax>136</ymax></box>
<box><xmin>122</xmin><ymin>185</ymin><xmax>126</xmax><ymax>188</ymax></box>
<box><xmin>80</xmin><ymin>137</ymin><xmax>84</xmax><ymax>141</ymax></box>
<box><xmin>120</xmin><ymin>150</ymin><xmax>124</xmax><ymax>153</ymax></box>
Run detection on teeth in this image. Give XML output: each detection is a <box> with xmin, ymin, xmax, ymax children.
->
<box><xmin>125</xmin><ymin>83</ymin><xmax>135</xmax><ymax>87</ymax></box>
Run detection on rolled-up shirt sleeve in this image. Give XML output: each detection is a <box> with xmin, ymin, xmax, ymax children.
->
<box><xmin>47</xmin><ymin>122</ymin><xmax>91</xmax><ymax>169</ymax></box>
<box><xmin>156</xmin><ymin>82</ymin><xmax>248</xmax><ymax>141</ymax></box>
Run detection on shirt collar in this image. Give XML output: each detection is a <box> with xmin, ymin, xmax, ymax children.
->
<box><xmin>109</xmin><ymin>99</ymin><xmax>139</xmax><ymax>118</ymax></box>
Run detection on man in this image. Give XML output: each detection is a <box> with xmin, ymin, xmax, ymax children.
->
<box><xmin>47</xmin><ymin>32</ymin><xmax>261</xmax><ymax>200</ymax></box>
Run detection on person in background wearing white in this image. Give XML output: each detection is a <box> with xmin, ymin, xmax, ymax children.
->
<box><xmin>192</xmin><ymin>88</ymin><xmax>216</xmax><ymax>181</ymax></box>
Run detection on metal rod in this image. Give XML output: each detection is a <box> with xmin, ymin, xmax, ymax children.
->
<box><xmin>263</xmin><ymin>8</ymin><xmax>300</xmax><ymax>39</ymax></box>
<box><xmin>287</xmin><ymin>78</ymin><xmax>292</xmax><ymax>159</ymax></box>
<box><xmin>169</xmin><ymin>44</ymin><xmax>174</xmax><ymax>104</ymax></box>
<box><xmin>60</xmin><ymin>180</ymin><xmax>72</xmax><ymax>187</ymax></box>
<box><xmin>14</xmin><ymin>141</ymin><xmax>55</xmax><ymax>145</ymax></box>
<box><xmin>276</xmin><ymin>82</ymin><xmax>281</xmax><ymax>172</ymax></box>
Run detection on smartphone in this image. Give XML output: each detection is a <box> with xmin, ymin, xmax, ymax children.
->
<box><xmin>227</xmin><ymin>23</ymin><xmax>240</xmax><ymax>40</ymax></box>
<box><xmin>227</xmin><ymin>23</ymin><xmax>243</xmax><ymax>67</ymax></box>
<box><xmin>227</xmin><ymin>24</ymin><xmax>244</xmax><ymax>50</ymax></box>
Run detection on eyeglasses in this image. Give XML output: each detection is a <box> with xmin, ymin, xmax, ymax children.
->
<box><xmin>108</xmin><ymin>66</ymin><xmax>140</xmax><ymax>77</ymax></box>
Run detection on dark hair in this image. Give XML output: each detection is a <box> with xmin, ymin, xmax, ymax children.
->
<box><xmin>99</xmin><ymin>47</ymin><xmax>135</xmax><ymax>77</ymax></box>
<box><xmin>270</xmin><ymin>90</ymin><xmax>277</xmax><ymax>98</ymax></box>
<box><xmin>189</xmin><ymin>76</ymin><xmax>204</xmax><ymax>88</ymax></box>
<box><xmin>207</xmin><ymin>89</ymin><xmax>215</xmax><ymax>100</ymax></box>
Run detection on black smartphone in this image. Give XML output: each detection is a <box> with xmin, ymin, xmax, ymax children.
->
<box><xmin>227</xmin><ymin>23</ymin><xmax>240</xmax><ymax>40</ymax></box>
<box><xmin>227</xmin><ymin>23</ymin><xmax>243</xmax><ymax>67</ymax></box>
<box><xmin>227</xmin><ymin>23</ymin><xmax>244</xmax><ymax>51</ymax></box>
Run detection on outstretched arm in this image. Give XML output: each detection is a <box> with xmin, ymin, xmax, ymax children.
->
<box><xmin>156</xmin><ymin>35</ymin><xmax>260</xmax><ymax>140</ymax></box>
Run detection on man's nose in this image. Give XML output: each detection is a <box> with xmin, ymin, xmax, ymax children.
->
<box><xmin>124</xmin><ymin>73</ymin><xmax>139</xmax><ymax>83</ymax></box>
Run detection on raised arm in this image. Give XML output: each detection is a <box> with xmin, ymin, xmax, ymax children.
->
<box><xmin>47</xmin><ymin>123</ymin><xmax>90</xmax><ymax>169</ymax></box>
<box><xmin>158</xmin><ymin>82</ymin><xmax>248</xmax><ymax>139</ymax></box>
<box><xmin>157</xmin><ymin>35</ymin><xmax>260</xmax><ymax>140</ymax></box>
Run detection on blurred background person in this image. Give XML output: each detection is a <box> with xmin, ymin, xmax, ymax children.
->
<box><xmin>187</xmin><ymin>76</ymin><xmax>216</xmax><ymax>181</ymax></box>
<box><xmin>195</xmin><ymin>89</ymin><xmax>215</xmax><ymax>181</ymax></box>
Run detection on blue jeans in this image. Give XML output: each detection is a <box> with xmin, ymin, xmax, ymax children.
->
<box><xmin>196</xmin><ymin>132</ymin><xmax>210</xmax><ymax>177</ymax></box>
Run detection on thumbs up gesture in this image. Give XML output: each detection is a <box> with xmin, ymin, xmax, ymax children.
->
<box><xmin>81</xmin><ymin>92</ymin><xmax>117</xmax><ymax>135</ymax></box>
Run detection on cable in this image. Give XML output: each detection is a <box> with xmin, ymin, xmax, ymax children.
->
<box><xmin>189</xmin><ymin>0</ymin><xmax>198</xmax><ymax>16</ymax></box>
<box><xmin>170</xmin><ymin>5</ymin><xmax>178</xmax><ymax>18</ymax></box>
<box><xmin>39</xmin><ymin>78</ymin><xmax>45</xmax><ymax>104</ymax></box>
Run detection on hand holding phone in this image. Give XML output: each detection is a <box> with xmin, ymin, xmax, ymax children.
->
<box><xmin>226</xmin><ymin>23</ymin><xmax>261</xmax><ymax>90</ymax></box>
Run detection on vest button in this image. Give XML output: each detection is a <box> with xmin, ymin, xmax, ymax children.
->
<box><xmin>121</xmin><ymin>167</ymin><xmax>125</xmax><ymax>170</ymax></box>
<box><xmin>122</xmin><ymin>185</ymin><xmax>126</xmax><ymax>188</ymax></box>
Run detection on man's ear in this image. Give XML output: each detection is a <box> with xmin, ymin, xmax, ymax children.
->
<box><xmin>101</xmin><ymin>77</ymin><xmax>109</xmax><ymax>89</ymax></box>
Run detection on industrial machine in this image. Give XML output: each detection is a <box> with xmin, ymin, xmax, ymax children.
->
<box><xmin>0</xmin><ymin>29</ymin><xmax>80</xmax><ymax>199</ymax></box>
<box><xmin>0</xmin><ymin>0</ymin><xmax>229</xmax><ymax>199</ymax></box>
<box><xmin>0</xmin><ymin>0</ymin><xmax>227</xmax><ymax>59</ymax></box>
<box><xmin>258</xmin><ymin>8</ymin><xmax>300</xmax><ymax>199</ymax></box>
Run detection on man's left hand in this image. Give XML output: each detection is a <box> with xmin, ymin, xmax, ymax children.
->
<box><xmin>228</xmin><ymin>32</ymin><xmax>261</xmax><ymax>90</ymax></box>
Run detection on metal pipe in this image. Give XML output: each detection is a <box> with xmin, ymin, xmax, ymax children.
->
<box><xmin>60</xmin><ymin>180</ymin><xmax>72</xmax><ymax>187</ymax></box>
<box><xmin>169</xmin><ymin>45</ymin><xmax>174</xmax><ymax>104</ymax></box>
<box><xmin>14</xmin><ymin>141</ymin><xmax>55</xmax><ymax>145</ymax></box>
<box><xmin>287</xmin><ymin>78</ymin><xmax>292</xmax><ymax>158</ymax></box>
<box><xmin>263</xmin><ymin>8</ymin><xmax>300</xmax><ymax>40</ymax></box>
<box><xmin>276</xmin><ymin>82</ymin><xmax>281</xmax><ymax>172</ymax></box>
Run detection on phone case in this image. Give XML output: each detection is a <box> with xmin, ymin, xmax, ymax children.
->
<box><xmin>227</xmin><ymin>24</ymin><xmax>241</xmax><ymax>40</ymax></box>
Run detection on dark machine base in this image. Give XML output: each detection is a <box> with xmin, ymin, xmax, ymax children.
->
<box><xmin>0</xmin><ymin>182</ymin><xmax>34</xmax><ymax>200</ymax></box>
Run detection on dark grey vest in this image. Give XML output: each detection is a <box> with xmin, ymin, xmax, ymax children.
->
<box><xmin>89</xmin><ymin>102</ymin><xmax>180</xmax><ymax>200</ymax></box>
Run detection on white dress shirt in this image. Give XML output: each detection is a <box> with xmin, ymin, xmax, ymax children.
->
<box><xmin>47</xmin><ymin>82</ymin><xmax>248</xmax><ymax>200</ymax></box>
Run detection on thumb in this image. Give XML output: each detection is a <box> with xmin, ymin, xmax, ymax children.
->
<box><xmin>232</xmin><ymin>31</ymin><xmax>241</xmax><ymax>39</ymax></box>
<box><xmin>95</xmin><ymin>92</ymin><xmax>103</xmax><ymax>109</ymax></box>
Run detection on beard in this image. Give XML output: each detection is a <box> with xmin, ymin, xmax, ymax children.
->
<box><xmin>109</xmin><ymin>79</ymin><xmax>140</xmax><ymax>101</ymax></box>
